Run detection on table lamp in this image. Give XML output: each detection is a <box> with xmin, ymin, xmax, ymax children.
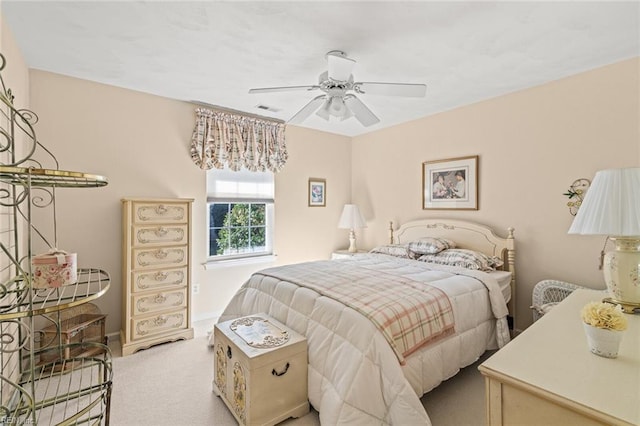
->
<box><xmin>568</xmin><ymin>167</ymin><xmax>640</xmax><ymax>313</ymax></box>
<box><xmin>338</xmin><ymin>204</ymin><xmax>366</xmax><ymax>253</ymax></box>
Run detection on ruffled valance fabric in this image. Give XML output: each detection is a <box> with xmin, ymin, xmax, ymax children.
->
<box><xmin>190</xmin><ymin>108</ymin><xmax>287</xmax><ymax>172</ymax></box>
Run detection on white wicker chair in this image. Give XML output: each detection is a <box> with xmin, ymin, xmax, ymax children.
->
<box><xmin>531</xmin><ymin>280</ymin><xmax>584</xmax><ymax>322</ymax></box>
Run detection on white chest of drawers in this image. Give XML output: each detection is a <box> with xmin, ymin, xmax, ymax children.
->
<box><xmin>479</xmin><ymin>289</ymin><xmax>639</xmax><ymax>426</ymax></box>
<box><xmin>121</xmin><ymin>198</ymin><xmax>194</xmax><ymax>356</ymax></box>
<box><xmin>213</xmin><ymin>314</ymin><xmax>309</xmax><ymax>426</ymax></box>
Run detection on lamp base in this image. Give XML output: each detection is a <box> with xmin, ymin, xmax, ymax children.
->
<box><xmin>602</xmin><ymin>297</ymin><xmax>640</xmax><ymax>314</ymax></box>
<box><xmin>602</xmin><ymin>237</ymin><xmax>640</xmax><ymax>312</ymax></box>
<box><xmin>347</xmin><ymin>229</ymin><xmax>357</xmax><ymax>253</ymax></box>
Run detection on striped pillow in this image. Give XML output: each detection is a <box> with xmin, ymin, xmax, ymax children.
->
<box><xmin>418</xmin><ymin>249</ymin><xmax>501</xmax><ymax>271</ymax></box>
<box><xmin>369</xmin><ymin>244</ymin><xmax>412</xmax><ymax>258</ymax></box>
<box><xmin>408</xmin><ymin>238</ymin><xmax>456</xmax><ymax>255</ymax></box>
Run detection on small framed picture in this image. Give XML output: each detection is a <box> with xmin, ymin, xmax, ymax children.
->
<box><xmin>423</xmin><ymin>155</ymin><xmax>479</xmax><ymax>210</ymax></box>
<box><xmin>308</xmin><ymin>178</ymin><xmax>326</xmax><ymax>207</ymax></box>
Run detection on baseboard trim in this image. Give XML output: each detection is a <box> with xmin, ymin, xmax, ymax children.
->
<box><xmin>107</xmin><ymin>331</ymin><xmax>120</xmax><ymax>342</ymax></box>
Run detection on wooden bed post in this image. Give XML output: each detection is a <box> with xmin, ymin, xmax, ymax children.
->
<box><xmin>389</xmin><ymin>221</ymin><xmax>394</xmax><ymax>244</ymax></box>
<box><xmin>506</xmin><ymin>227</ymin><xmax>516</xmax><ymax>332</ymax></box>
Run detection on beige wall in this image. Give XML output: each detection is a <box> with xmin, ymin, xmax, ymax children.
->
<box><xmin>274</xmin><ymin>126</ymin><xmax>352</xmax><ymax>263</ymax></box>
<box><xmin>352</xmin><ymin>57</ymin><xmax>640</xmax><ymax>331</ymax></box>
<box><xmin>1</xmin><ymin>13</ymin><xmax>28</xmax><ymax>107</ymax></box>
<box><xmin>27</xmin><ymin>70</ymin><xmax>352</xmax><ymax>332</ymax></box>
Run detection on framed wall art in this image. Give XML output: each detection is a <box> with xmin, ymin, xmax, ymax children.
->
<box><xmin>422</xmin><ymin>155</ymin><xmax>478</xmax><ymax>210</ymax></box>
<box><xmin>308</xmin><ymin>178</ymin><xmax>326</xmax><ymax>207</ymax></box>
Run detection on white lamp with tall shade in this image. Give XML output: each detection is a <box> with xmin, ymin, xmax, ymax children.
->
<box><xmin>338</xmin><ymin>204</ymin><xmax>366</xmax><ymax>253</ymax></box>
<box><xmin>568</xmin><ymin>167</ymin><xmax>640</xmax><ymax>313</ymax></box>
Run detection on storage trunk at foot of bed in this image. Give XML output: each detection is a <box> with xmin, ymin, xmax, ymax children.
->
<box><xmin>212</xmin><ymin>313</ymin><xmax>310</xmax><ymax>426</ymax></box>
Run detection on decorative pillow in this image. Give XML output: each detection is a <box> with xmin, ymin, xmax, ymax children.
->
<box><xmin>369</xmin><ymin>244</ymin><xmax>411</xmax><ymax>258</ymax></box>
<box><xmin>407</xmin><ymin>237</ymin><xmax>456</xmax><ymax>255</ymax></box>
<box><xmin>488</xmin><ymin>255</ymin><xmax>504</xmax><ymax>269</ymax></box>
<box><xmin>418</xmin><ymin>248</ymin><xmax>498</xmax><ymax>271</ymax></box>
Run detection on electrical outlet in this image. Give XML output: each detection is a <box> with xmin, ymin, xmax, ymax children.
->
<box><xmin>192</xmin><ymin>283</ymin><xmax>200</xmax><ymax>294</ymax></box>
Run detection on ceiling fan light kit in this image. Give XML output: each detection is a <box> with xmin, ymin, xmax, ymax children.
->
<box><xmin>249</xmin><ymin>51</ymin><xmax>426</xmax><ymax>127</ymax></box>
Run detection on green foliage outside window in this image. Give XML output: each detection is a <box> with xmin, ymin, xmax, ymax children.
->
<box><xmin>211</xmin><ymin>203</ymin><xmax>266</xmax><ymax>256</ymax></box>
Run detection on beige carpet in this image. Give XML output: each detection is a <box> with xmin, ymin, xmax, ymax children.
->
<box><xmin>109</xmin><ymin>320</ymin><xmax>490</xmax><ymax>426</ymax></box>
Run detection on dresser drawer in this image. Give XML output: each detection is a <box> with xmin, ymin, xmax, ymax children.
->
<box><xmin>133</xmin><ymin>202</ymin><xmax>189</xmax><ymax>224</ymax></box>
<box><xmin>133</xmin><ymin>246</ymin><xmax>187</xmax><ymax>270</ymax></box>
<box><xmin>132</xmin><ymin>288</ymin><xmax>187</xmax><ymax>316</ymax></box>
<box><xmin>133</xmin><ymin>224</ymin><xmax>188</xmax><ymax>246</ymax></box>
<box><xmin>131</xmin><ymin>309</ymin><xmax>188</xmax><ymax>340</ymax></box>
<box><xmin>132</xmin><ymin>267</ymin><xmax>187</xmax><ymax>293</ymax></box>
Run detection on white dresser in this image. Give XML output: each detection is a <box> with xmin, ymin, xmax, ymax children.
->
<box><xmin>120</xmin><ymin>198</ymin><xmax>194</xmax><ymax>356</ymax></box>
<box><xmin>479</xmin><ymin>289</ymin><xmax>639</xmax><ymax>426</ymax></box>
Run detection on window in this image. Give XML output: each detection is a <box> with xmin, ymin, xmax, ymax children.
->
<box><xmin>207</xmin><ymin>167</ymin><xmax>274</xmax><ymax>261</ymax></box>
<box><xmin>209</xmin><ymin>202</ymin><xmax>267</xmax><ymax>256</ymax></box>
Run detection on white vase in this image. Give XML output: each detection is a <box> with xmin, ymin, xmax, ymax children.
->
<box><xmin>583</xmin><ymin>322</ymin><xmax>624</xmax><ymax>358</ymax></box>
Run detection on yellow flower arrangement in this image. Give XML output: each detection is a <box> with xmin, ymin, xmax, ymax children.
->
<box><xmin>581</xmin><ymin>301</ymin><xmax>628</xmax><ymax>331</ymax></box>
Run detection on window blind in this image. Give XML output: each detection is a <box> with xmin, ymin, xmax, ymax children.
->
<box><xmin>206</xmin><ymin>167</ymin><xmax>274</xmax><ymax>203</ymax></box>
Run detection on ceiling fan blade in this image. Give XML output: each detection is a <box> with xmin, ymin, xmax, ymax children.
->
<box><xmin>315</xmin><ymin>98</ymin><xmax>332</xmax><ymax>120</ymax></box>
<box><xmin>355</xmin><ymin>82</ymin><xmax>427</xmax><ymax>97</ymax></box>
<box><xmin>288</xmin><ymin>95</ymin><xmax>326</xmax><ymax>124</ymax></box>
<box><xmin>327</xmin><ymin>51</ymin><xmax>356</xmax><ymax>82</ymax></box>
<box><xmin>249</xmin><ymin>85</ymin><xmax>319</xmax><ymax>94</ymax></box>
<box><xmin>343</xmin><ymin>95</ymin><xmax>380</xmax><ymax>127</ymax></box>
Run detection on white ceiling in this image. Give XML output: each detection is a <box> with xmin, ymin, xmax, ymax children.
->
<box><xmin>3</xmin><ymin>1</ymin><xmax>639</xmax><ymax>137</ymax></box>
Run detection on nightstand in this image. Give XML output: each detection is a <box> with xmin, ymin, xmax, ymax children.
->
<box><xmin>331</xmin><ymin>249</ymin><xmax>367</xmax><ymax>259</ymax></box>
<box><xmin>479</xmin><ymin>289</ymin><xmax>639</xmax><ymax>426</ymax></box>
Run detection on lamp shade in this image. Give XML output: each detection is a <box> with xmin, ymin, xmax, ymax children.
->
<box><xmin>338</xmin><ymin>204</ymin><xmax>366</xmax><ymax>229</ymax></box>
<box><xmin>568</xmin><ymin>168</ymin><xmax>640</xmax><ymax>237</ymax></box>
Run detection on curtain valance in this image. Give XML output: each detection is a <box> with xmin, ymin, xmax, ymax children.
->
<box><xmin>190</xmin><ymin>108</ymin><xmax>287</xmax><ymax>172</ymax></box>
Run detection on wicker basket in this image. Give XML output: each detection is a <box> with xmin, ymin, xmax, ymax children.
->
<box><xmin>531</xmin><ymin>280</ymin><xmax>584</xmax><ymax>322</ymax></box>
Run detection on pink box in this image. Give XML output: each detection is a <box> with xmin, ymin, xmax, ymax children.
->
<box><xmin>31</xmin><ymin>250</ymin><xmax>78</xmax><ymax>289</ymax></box>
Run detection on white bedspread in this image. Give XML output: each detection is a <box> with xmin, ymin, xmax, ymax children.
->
<box><xmin>212</xmin><ymin>254</ymin><xmax>510</xmax><ymax>425</ymax></box>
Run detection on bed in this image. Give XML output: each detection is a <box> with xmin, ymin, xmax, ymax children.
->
<box><xmin>211</xmin><ymin>218</ymin><xmax>515</xmax><ymax>425</ymax></box>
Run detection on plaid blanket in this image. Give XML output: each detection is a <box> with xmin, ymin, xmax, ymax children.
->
<box><xmin>258</xmin><ymin>260</ymin><xmax>455</xmax><ymax>364</ymax></box>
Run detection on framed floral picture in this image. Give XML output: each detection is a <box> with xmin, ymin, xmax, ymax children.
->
<box><xmin>423</xmin><ymin>155</ymin><xmax>478</xmax><ymax>210</ymax></box>
<box><xmin>308</xmin><ymin>178</ymin><xmax>326</xmax><ymax>207</ymax></box>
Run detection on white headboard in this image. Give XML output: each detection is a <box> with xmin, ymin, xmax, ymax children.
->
<box><xmin>391</xmin><ymin>219</ymin><xmax>514</xmax><ymax>260</ymax></box>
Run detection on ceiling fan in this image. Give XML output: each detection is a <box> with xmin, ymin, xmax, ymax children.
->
<box><xmin>248</xmin><ymin>50</ymin><xmax>427</xmax><ymax>127</ymax></box>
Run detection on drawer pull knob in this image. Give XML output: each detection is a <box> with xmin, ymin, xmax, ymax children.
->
<box><xmin>153</xmin><ymin>271</ymin><xmax>168</xmax><ymax>281</ymax></box>
<box><xmin>226</xmin><ymin>345</ymin><xmax>232</xmax><ymax>359</ymax></box>
<box><xmin>272</xmin><ymin>362</ymin><xmax>290</xmax><ymax>377</ymax></box>
<box><xmin>154</xmin><ymin>249</ymin><xmax>168</xmax><ymax>259</ymax></box>
<box><xmin>153</xmin><ymin>316</ymin><xmax>168</xmax><ymax>327</ymax></box>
